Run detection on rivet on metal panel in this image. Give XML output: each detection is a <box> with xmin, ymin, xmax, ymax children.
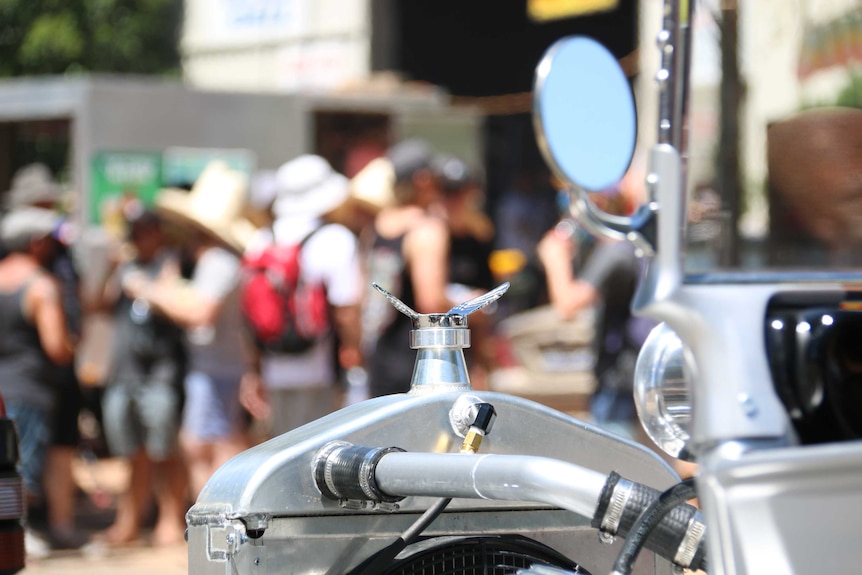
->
<box><xmin>738</xmin><ymin>393</ymin><xmax>758</xmax><ymax>418</ymax></box>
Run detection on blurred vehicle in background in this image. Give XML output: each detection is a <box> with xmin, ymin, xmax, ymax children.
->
<box><xmin>0</xmin><ymin>392</ymin><xmax>25</xmax><ymax>574</ymax></box>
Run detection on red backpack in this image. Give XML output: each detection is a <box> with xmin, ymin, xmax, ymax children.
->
<box><xmin>240</xmin><ymin>229</ymin><xmax>330</xmax><ymax>353</ymax></box>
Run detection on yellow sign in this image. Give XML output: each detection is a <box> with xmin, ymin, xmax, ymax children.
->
<box><xmin>528</xmin><ymin>0</ymin><xmax>619</xmax><ymax>22</ymax></box>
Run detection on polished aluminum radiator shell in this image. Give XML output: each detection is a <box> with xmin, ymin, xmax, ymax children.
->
<box><xmin>186</xmin><ymin>389</ymin><xmax>679</xmax><ymax>575</ymax></box>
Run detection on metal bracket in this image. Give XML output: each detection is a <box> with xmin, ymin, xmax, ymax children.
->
<box><xmin>206</xmin><ymin>521</ymin><xmax>248</xmax><ymax>562</ymax></box>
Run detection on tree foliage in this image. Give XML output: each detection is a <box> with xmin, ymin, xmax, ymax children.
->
<box><xmin>835</xmin><ymin>71</ymin><xmax>862</xmax><ymax>109</ymax></box>
<box><xmin>0</xmin><ymin>0</ymin><xmax>183</xmax><ymax>77</ymax></box>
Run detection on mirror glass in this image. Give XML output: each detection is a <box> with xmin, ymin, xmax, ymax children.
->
<box><xmin>680</xmin><ymin>2</ymin><xmax>862</xmax><ymax>275</ymax></box>
<box><xmin>534</xmin><ymin>35</ymin><xmax>637</xmax><ymax>193</ymax></box>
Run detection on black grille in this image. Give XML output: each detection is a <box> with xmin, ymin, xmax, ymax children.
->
<box><xmin>372</xmin><ymin>535</ymin><xmax>587</xmax><ymax>575</ymax></box>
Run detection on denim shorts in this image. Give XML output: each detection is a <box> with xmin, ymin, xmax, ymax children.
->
<box><xmin>102</xmin><ymin>375</ymin><xmax>182</xmax><ymax>461</ymax></box>
<box><xmin>182</xmin><ymin>370</ymin><xmax>244</xmax><ymax>441</ymax></box>
<box><xmin>4</xmin><ymin>401</ymin><xmax>52</xmax><ymax>498</ymax></box>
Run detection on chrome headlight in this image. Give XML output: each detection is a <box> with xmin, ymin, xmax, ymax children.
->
<box><xmin>633</xmin><ymin>322</ymin><xmax>695</xmax><ymax>461</ymax></box>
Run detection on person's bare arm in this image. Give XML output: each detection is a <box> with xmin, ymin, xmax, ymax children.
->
<box><xmin>404</xmin><ymin>216</ymin><xmax>451</xmax><ymax>314</ymax></box>
<box><xmin>120</xmin><ymin>249</ymin><xmax>222</xmax><ymax>328</ymax></box>
<box><xmin>538</xmin><ymin>229</ymin><xmax>599</xmax><ymax>320</ymax></box>
<box><xmin>28</xmin><ymin>275</ymin><xmax>75</xmax><ymax>365</ymax></box>
<box><xmin>130</xmin><ymin>277</ymin><xmax>222</xmax><ymax>329</ymax></box>
<box><xmin>332</xmin><ymin>304</ymin><xmax>362</xmax><ymax>370</ymax></box>
<box><xmin>137</xmin><ymin>248</ymin><xmax>239</xmax><ymax>329</ymax></box>
<box><xmin>84</xmin><ymin>256</ymin><xmax>124</xmax><ymax>315</ymax></box>
<box><xmin>239</xmin><ymin>332</ymin><xmax>270</xmax><ymax>421</ymax></box>
<box><xmin>75</xmin><ymin>238</ymin><xmax>131</xmax><ymax>314</ymax></box>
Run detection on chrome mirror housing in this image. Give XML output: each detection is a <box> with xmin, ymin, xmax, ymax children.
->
<box><xmin>533</xmin><ymin>34</ymin><xmax>656</xmax><ymax>255</ymax></box>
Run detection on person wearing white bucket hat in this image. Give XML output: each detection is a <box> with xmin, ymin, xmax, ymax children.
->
<box><xmin>239</xmin><ymin>155</ymin><xmax>363</xmax><ymax>439</ymax></box>
<box><xmin>2</xmin><ymin>164</ymin><xmax>87</xmax><ymax>552</ymax></box>
<box><xmin>0</xmin><ymin>206</ymin><xmax>76</xmax><ymax>556</ymax></box>
<box><xmin>123</xmin><ymin>161</ymin><xmax>257</xmax><ymax>499</ymax></box>
<box><xmin>3</xmin><ymin>163</ymin><xmax>64</xmax><ymax>210</ymax></box>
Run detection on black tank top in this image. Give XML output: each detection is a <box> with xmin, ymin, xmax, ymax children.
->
<box><xmin>364</xmin><ymin>232</ymin><xmax>417</xmax><ymax>397</ymax></box>
<box><xmin>448</xmin><ymin>232</ymin><xmax>494</xmax><ymax>292</ymax></box>
<box><xmin>0</xmin><ymin>279</ymin><xmax>55</xmax><ymax>410</ymax></box>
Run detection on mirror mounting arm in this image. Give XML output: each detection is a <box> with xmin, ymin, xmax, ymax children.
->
<box><xmin>568</xmin><ymin>189</ymin><xmax>658</xmax><ymax>257</ymax></box>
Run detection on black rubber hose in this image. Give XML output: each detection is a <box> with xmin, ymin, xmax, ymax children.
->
<box><xmin>355</xmin><ymin>497</ymin><xmax>452</xmax><ymax>575</ymax></box>
<box><xmin>610</xmin><ymin>477</ymin><xmax>699</xmax><ymax>575</ymax></box>
<box><xmin>314</xmin><ymin>443</ymin><xmax>406</xmax><ymax>504</ymax></box>
<box><xmin>592</xmin><ymin>473</ymin><xmax>705</xmax><ymax>571</ymax></box>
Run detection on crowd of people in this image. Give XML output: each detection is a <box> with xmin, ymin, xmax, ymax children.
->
<box><xmin>0</xmin><ymin>138</ymin><xmax>653</xmax><ymax>558</ymax></box>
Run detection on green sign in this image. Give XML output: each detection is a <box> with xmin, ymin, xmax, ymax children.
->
<box><xmin>90</xmin><ymin>151</ymin><xmax>162</xmax><ymax>224</ymax></box>
<box><xmin>162</xmin><ymin>146</ymin><xmax>256</xmax><ymax>188</ymax></box>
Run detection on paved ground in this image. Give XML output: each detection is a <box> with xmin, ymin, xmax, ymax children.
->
<box><xmin>21</xmin><ymin>457</ymin><xmax>189</xmax><ymax>575</ymax></box>
<box><xmin>23</xmin><ymin>542</ymin><xmax>188</xmax><ymax>575</ymax></box>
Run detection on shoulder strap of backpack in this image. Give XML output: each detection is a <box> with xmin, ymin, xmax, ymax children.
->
<box><xmin>247</xmin><ymin>225</ymin><xmax>320</xmax><ymax>261</ymax></box>
<box><xmin>254</xmin><ymin>224</ymin><xmax>320</xmax><ymax>253</ymax></box>
<box><xmin>286</xmin><ymin>222</ymin><xmax>329</xmax><ymax>255</ymax></box>
<box><xmin>298</xmin><ymin>226</ymin><xmax>321</xmax><ymax>248</ymax></box>
<box><xmin>293</xmin><ymin>226</ymin><xmax>329</xmax><ymax>292</ymax></box>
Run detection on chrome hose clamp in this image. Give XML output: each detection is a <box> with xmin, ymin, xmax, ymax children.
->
<box><xmin>674</xmin><ymin>509</ymin><xmax>706</xmax><ymax>569</ymax></box>
<box><xmin>600</xmin><ymin>477</ymin><xmax>634</xmax><ymax>536</ymax></box>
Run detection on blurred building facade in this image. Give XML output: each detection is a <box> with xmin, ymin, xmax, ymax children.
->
<box><xmin>179</xmin><ymin>0</ymin><xmax>638</xmax><ymax>97</ymax></box>
<box><xmin>178</xmin><ymin>0</ymin><xmax>639</xmax><ymax>217</ymax></box>
<box><xmin>181</xmin><ymin>0</ymin><xmax>375</xmax><ymax>94</ymax></box>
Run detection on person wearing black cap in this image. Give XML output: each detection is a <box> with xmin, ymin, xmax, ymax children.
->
<box><xmin>432</xmin><ymin>154</ymin><xmax>497</xmax><ymax>390</ymax></box>
<box><xmin>361</xmin><ymin>138</ymin><xmax>454</xmax><ymax>397</ymax></box>
<box><xmin>122</xmin><ymin>162</ymin><xmax>256</xmax><ymax>502</ymax></box>
<box><xmin>93</xmin><ymin>203</ymin><xmax>188</xmax><ymax>547</ymax></box>
<box><xmin>432</xmin><ymin>154</ymin><xmax>495</xmax><ymax>294</ymax></box>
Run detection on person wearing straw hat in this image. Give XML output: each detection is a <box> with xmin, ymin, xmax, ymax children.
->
<box><xmin>239</xmin><ymin>154</ymin><xmax>362</xmax><ymax>438</ymax></box>
<box><xmin>122</xmin><ymin>161</ymin><xmax>257</xmax><ymax>499</ymax></box>
<box><xmin>0</xmin><ymin>206</ymin><xmax>76</xmax><ymax>557</ymax></box>
<box><xmin>92</xmin><ymin>204</ymin><xmax>188</xmax><ymax>548</ymax></box>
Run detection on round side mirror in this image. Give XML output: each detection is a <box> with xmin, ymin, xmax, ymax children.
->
<box><xmin>533</xmin><ymin>35</ymin><xmax>637</xmax><ymax>193</ymax></box>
